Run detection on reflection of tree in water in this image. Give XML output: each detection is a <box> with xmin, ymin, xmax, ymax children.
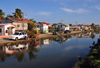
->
<box><xmin>0</xmin><ymin>54</ymin><xmax>6</xmax><ymax>62</ymax></box>
<box><xmin>90</xmin><ymin>33</ymin><xmax>95</xmax><ymax>39</ymax></box>
<box><xmin>28</xmin><ymin>42</ymin><xmax>40</xmax><ymax>61</ymax></box>
<box><xmin>16</xmin><ymin>52</ymin><xmax>25</xmax><ymax>62</ymax></box>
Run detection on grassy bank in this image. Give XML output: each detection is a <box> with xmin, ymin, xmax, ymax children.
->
<box><xmin>74</xmin><ymin>38</ymin><xmax>100</xmax><ymax>68</ymax></box>
<box><xmin>0</xmin><ymin>30</ymin><xmax>92</xmax><ymax>46</ymax></box>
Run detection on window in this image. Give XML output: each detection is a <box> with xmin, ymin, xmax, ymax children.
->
<box><xmin>22</xmin><ymin>33</ymin><xmax>24</xmax><ymax>35</ymax></box>
<box><xmin>20</xmin><ymin>33</ymin><xmax>22</xmax><ymax>35</ymax></box>
<box><xmin>0</xmin><ymin>29</ymin><xmax>2</xmax><ymax>32</ymax></box>
<box><xmin>6</xmin><ymin>30</ymin><xmax>8</xmax><ymax>33</ymax></box>
<box><xmin>13</xmin><ymin>33</ymin><xmax>19</xmax><ymax>35</ymax></box>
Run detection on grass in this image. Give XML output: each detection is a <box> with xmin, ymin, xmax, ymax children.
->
<box><xmin>74</xmin><ymin>38</ymin><xmax>100</xmax><ymax>68</ymax></box>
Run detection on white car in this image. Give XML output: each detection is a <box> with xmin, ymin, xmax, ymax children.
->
<box><xmin>10</xmin><ymin>44</ymin><xmax>28</xmax><ymax>51</ymax></box>
<box><xmin>9</xmin><ymin>32</ymin><xmax>28</xmax><ymax>41</ymax></box>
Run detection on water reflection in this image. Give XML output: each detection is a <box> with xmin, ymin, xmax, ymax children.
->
<box><xmin>0</xmin><ymin>32</ymin><xmax>100</xmax><ymax>68</ymax></box>
<box><xmin>0</xmin><ymin>41</ymin><xmax>40</xmax><ymax>62</ymax></box>
<box><xmin>53</xmin><ymin>35</ymin><xmax>71</xmax><ymax>44</ymax></box>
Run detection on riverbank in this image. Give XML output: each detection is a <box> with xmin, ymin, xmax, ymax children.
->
<box><xmin>74</xmin><ymin>38</ymin><xmax>100</xmax><ymax>68</ymax></box>
<box><xmin>0</xmin><ymin>30</ymin><xmax>92</xmax><ymax>46</ymax></box>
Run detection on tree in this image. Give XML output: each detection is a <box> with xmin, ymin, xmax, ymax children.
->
<box><xmin>69</xmin><ymin>24</ymin><xmax>72</xmax><ymax>26</ymax></box>
<box><xmin>7</xmin><ymin>14</ymin><xmax>13</xmax><ymax>17</ymax></box>
<box><xmin>13</xmin><ymin>8</ymin><xmax>23</xmax><ymax>18</ymax></box>
<box><xmin>0</xmin><ymin>9</ymin><xmax>5</xmax><ymax>19</ymax></box>
<box><xmin>29</xmin><ymin>18</ymin><xmax>36</xmax><ymax>23</ymax></box>
<box><xmin>90</xmin><ymin>33</ymin><xmax>95</xmax><ymax>39</ymax></box>
<box><xmin>91</xmin><ymin>23</ymin><xmax>95</xmax><ymax>29</ymax></box>
<box><xmin>28</xmin><ymin>22</ymin><xmax>36</xmax><ymax>31</ymax></box>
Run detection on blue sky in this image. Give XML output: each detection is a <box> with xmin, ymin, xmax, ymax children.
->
<box><xmin>0</xmin><ymin>0</ymin><xmax>100</xmax><ymax>25</ymax></box>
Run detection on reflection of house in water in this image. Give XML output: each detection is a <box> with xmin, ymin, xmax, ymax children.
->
<box><xmin>0</xmin><ymin>43</ymin><xmax>28</xmax><ymax>55</ymax></box>
<box><xmin>40</xmin><ymin>39</ymin><xmax>49</xmax><ymax>45</ymax></box>
<box><xmin>0</xmin><ymin>46</ymin><xmax>17</xmax><ymax>55</ymax></box>
<box><xmin>53</xmin><ymin>36</ymin><xmax>71</xmax><ymax>44</ymax></box>
<box><xmin>0</xmin><ymin>43</ymin><xmax>39</xmax><ymax>62</ymax></box>
<box><xmin>77</xmin><ymin>33</ymin><xmax>84</xmax><ymax>38</ymax></box>
<box><xmin>77</xmin><ymin>32</ymin><xmax>92</xmax><ymax>38</ymax></box>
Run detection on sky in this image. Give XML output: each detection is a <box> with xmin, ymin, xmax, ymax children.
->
<box><xmin>0</xmin><ymin>0</ymin><xmax>100</xmax><ymax>25</ymax></box>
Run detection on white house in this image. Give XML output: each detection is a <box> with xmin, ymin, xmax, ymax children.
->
<box><xmin>0</xmin><ymin>23</ymin><xmax>15</xmax><ymax>36</ymax></box>
<box><xmin>1</xmin><ymin>17</ymin><xmax>33</xmax><ymax>32</ymax></box>
<box><xmin>34</xmin><ymin>22</ymin><xmax>49</xmax><ymax>33</ymax></box>
<box><xmin>52</xmin><ymin>22</ymin><xmax>69</xmax><ymax>31</ymax></box>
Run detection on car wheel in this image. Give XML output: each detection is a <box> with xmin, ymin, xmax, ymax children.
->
<box><xmin>15</xmin><ymin>37</ymin><xmax>18</xmax><ymax>41</ymax></box>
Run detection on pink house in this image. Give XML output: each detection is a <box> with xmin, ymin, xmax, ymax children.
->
<box><xmin>69</xmin><ymin>25</ymin><xmax>81</xmax><ymax>31</ymax></box>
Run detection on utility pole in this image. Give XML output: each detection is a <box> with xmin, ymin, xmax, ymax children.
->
<box><xmin>23</xmin><ymin>12</ymin><xmax>24</xmax><ymax>31</ymax></box>
<box><xmin>76</xmin><ymin>21</ymin><xmax>77</xmax><ymax>32</ymax></box>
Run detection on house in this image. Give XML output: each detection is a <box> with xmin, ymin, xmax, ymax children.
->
<box><xmin>0</xmin><ymin>23</ymin><xmax>15</xmax><ymax>36</ymax></box>
<box><xmin>34</xmin><ymin>22</ymin><xmax>49</xmax><ymax>33</ymax></box>
<box><xmin>69</xmin><ymin>25</ymin><xmax>81</xmax><ymax>31</ymax></box>
<box><xmin>95</xmin><ymin>25</ymin><xmax>100</xmax><ymax>29</ymax></box>
<box><xmin>83</xmin><ymin>25</ymin><xmax>91</xmax><ymax>30</ymax></box>
<box><xmin>52</xmin><ymin>22</ymin><xmax>69</xmax><ymax>31</ymax></box>
<box><xmin>1</xmin><ymin>17</ymin><xmax>33</xmax><ymax>32</ymax></box>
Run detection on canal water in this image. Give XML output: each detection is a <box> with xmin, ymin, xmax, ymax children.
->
<box><xmin>0</xmin><ymin>32</ymin><xmax>99</xmax><ymax>68</ymax></box>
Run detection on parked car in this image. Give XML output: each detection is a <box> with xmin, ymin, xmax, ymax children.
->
<box><xmin>10</xmin><ymin>44</ymin><xmax>28</xmax><ymax>51</ymax></box>
<box><xmin>9</xmin><ymin>32</ymin><xmax>28</xmax><ymax>41</ymax></box>
<box><xmin>53</xmin><ymin>30</ymin><xmax>64</xmax><ymax>35</ymax></box>
<box><xmin>64</xmin><ymin>30</ymin><xmax>71</xmax><ymax>34</ymax></box>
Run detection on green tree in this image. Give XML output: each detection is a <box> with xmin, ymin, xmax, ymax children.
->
<box><xmin>28</xmin><ymin>22</ymin><xmax>36</xmax><ymax>31</ymax></box>
<box><xmin>91</xmin><ymin>23</ymin><xmax>95</xmax><ymax>29</ymax></box>
<box><xmin>90</xmin><ymin>33</ymin><xmax>95</xmax><ymax>39</ymax></box>
<box><xmin>7</xmin><ymin>14</ymin><xmax>13</xmax><ymax>17</ymax></box>
<box><xmin>69</xmin><ymin>24</ymin><xmax>72</xmax><ymax>26</ymax></box>
<box><xmin>29</xmin><ymin>18</ymin><xmax>36</xmax><ymax>23</ymax></box>
<box><xmin>0</xmin><ymin>9</ymin><xmax>5</xmax><ymax>19</ymax></box>
<box><xmin>13</xmin><ymin>8</ymin><xmax>23</xmax><ymax>18</ymax></box>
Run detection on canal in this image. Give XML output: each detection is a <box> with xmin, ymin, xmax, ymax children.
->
<box><xmin>0</xmin><ymin>32</ymin><xmax>99</xmax><ymax>68</ymax></box>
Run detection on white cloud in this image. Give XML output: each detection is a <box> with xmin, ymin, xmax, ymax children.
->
<box><xmin>60</xmin><ymin>2</ymin><xmax>66</xmax><ymax>6</ymax></box>
<box><xmin>60</xmin><ymin>7</ymin><xmax>89</xmax><ymax>13</ymax></box>
<box><xmin>38</xmin><ymin>12</ymin><xmax>52</xmax><ymax>16</ymax></box>
<box><xmin>96</xmin><ymin>6</ymin><xmax>100</xmax><ymax>10</ymax></box>
<box><xmin>64</xmin><ymin>45</ymin><xmax>88</xmax><ymax>51</ymax></box>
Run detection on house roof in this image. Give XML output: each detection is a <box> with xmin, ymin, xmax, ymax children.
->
<box><xmin>72</xmin><ymin>25</ymin><xmax>76</xmax><ymax>26</ymax></box>
<box><xmin>7</xmin><ymin>17</ymin><xmax>33</xmax><ymax>23</ymax></box>
<box><xmin>39</xmin><ymin>22</ymin><xmax>50</xmax><ymax>25</ymax></box>
<box><xmin>53</xmin><ymin>23</ymin><xmax>58</xmax><ymax>25</ymax></box>
<box><xmin>83</xmin><ymin>25</ymin><xmax>90</xmax><ymax>27</ymax></box>
<box><xmin>0</xmin><ymin>23</ymin><xmax>16</xmax><ymax>26</ymax></box>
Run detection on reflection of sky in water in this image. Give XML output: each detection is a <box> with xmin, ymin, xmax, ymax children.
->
<box><xmin>0</xmin><ymin>33</ymin><xmax>100</xmax><ymax>68</ymax></box>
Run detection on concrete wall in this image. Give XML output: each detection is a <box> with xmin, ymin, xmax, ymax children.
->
<box><xmin>13</xmin><ymin>22</ymin><xmax>28</xmax><ymax>31</ymax></box>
